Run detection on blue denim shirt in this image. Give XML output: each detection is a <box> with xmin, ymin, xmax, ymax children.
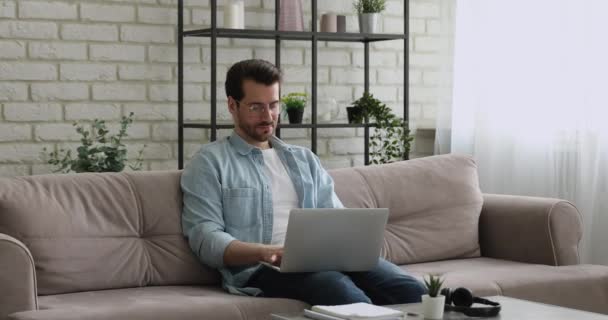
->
<box><xmin>181</xmin><ymin>131</ymin><xmax>344</xmax><ymax>296</ymax></box>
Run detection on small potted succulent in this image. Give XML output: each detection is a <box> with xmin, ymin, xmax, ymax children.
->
<box><xmin>354</xmin><ymin>0</ymin><xmax>386</xmax><ymax>34</ymax></box>
<box><xmin>422</xmin><ymin>274</ymin><xmax>445</xmax><ymax>320</ymax></box>
<box><xmin>281</xmin><ymin>92</ymin><xmax>307</xmax><ymax>124</ymax></box>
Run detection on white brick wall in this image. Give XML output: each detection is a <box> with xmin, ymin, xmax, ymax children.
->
<box><xmin>0</xmin><ymin>62</ymin><xmax>56</xmax><ymax>80</ymax></box>
<box><xmin>81</xmin><ymin>3</ymin><xmax>136</xmax><ymax>23</ymax></box>
<box><xmin>90</xmin><ymin>44</ymin><xmax>146</xmax><ymax>62</ymax></box>
<box><xmin>0</xmin><ymin>21</ymin><xmax>58</xmax><ymax>39</ymax></box>
<box><xmin>0</xmin><ymin>40</ymin><xmax>25</xmax><ymax>59</ymax></box>
<box><xmin>61</xmin><ymin>63</ymin><xmax>117</xmax><ymax>81</ymax></box>
<box><xmin>31</xmin><ymin>83</ymin><xmax>89</xmax><ymax>101</ymax></box>
<box><xmin>0</xmin><ymin>0</ymin><xmax>451</xmax><ymax>176</ymax></box>
<box><xmin>65</xmin><ymin>103</ymin><xmax>121</xmax><ymax>120</ymax></box>
<box><xmin>3</xmin><ymin>103</ymin><xmax>63</xmax><ymax>121</ymax></box>
<box><xmin>0</xmin><ymin>1</ymin><xmax>16</xmax><ymax>19</ymax></box>
<box><xmin>29</xmin><ymin>42</ymin><xmax>87</xmax><ymax>60</ymax></box>
<box><xmin>19</xmin><ymin>1</ymin><xmax>77</xmax><ymax>20</ymax></box>
<box><xmin>62</xmin><ymin>24</ymin><xmax>119</xmax><ymax>42</ymax></box>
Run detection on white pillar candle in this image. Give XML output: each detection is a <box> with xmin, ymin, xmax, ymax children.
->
<box><xmin>224</xmin><ymin>2</ymin><xmax>240</xmax><ymax>28</ymax></box>
<box><xmin>236</xmin><ymin>0</ymin><xmax>245</xmax><ymax>29</ymax></box>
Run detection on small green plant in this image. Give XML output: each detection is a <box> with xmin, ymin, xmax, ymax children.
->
<box><xmin>350</xmin><ymin>92</ymin><xmax>414</xmax><ymax>164</ymax></box>
<box><xmin>43</xmin><ymin>113</ymin><xmax>145</xmax><ymax>173</ymax></box>
<box><xmin>424</xmin><ymin>274</ymin><xmax>444</xmax><ymax>298</ymax></box>
<box><xmin>354</xmin><ymin>0</ymin><xmax>386</xmax><ymax>14</ymax></box>
<box><xmin>281</xmin><ymin>92</ymin><xmax>307</xmax><ymax>111</ymax></box>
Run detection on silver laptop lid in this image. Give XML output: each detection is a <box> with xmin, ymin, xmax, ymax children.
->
<box><xmin>279</xmin><ymin>208</ymin><xmax>389</xmax><ymax>273</ymax></box>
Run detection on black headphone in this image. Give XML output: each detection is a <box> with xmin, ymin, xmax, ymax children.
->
<box><xmin>440</xmin><ymin>287</ymin><xmax>501</xmax><ymax>317</ymax></box>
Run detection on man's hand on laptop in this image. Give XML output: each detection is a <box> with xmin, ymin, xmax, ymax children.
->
<box><xmin>259</xmin><ymin>245</ymin><xmax>283</xmax><ymax>266</ymax></box>
<box><xmin>223</xmin><ymin>241</ymin><xmax>283</xmax><ymax>267</ymax></box>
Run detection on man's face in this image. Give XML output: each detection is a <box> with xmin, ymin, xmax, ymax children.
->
<box><xmin>229</xmin><ymin>79</ymin><xmax>280</xmax><ymax>145</ymax></box>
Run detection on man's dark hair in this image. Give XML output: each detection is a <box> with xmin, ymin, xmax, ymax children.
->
<box><xmin>225</xmin><ymin>59</ymin><xmax>282</xmax><ymax>102</ymax></box>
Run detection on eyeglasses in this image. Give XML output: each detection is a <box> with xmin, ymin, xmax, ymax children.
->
<box><xmin>236</xmin><ymin>100</ymin><xmax>280</xmax><ymax>116</ymax></box>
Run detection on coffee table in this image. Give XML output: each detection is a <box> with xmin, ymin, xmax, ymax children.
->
<box><xmin>271</xmin><ymin>296</ymin><xmax>608</xmax><ymax>319</ymax></box>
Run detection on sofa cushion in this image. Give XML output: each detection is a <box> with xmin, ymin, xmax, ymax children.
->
<box><xmin>0</xmin><ymin>171</ymin><xmax>219</xmax><ymax>295</ymax></box>
<box><xmin>9</xmin><ymin>286</ymin><xmax>307</xmax><ymax>320</ymax></box>
<box><xmin>329</xmin><ymin>154</ymin><xmax>483</xmax><ymax>265</ymax></box>
<box><xmin>404</xmin><ymin>257</ymin><xmax>532</xmax><ymax>296</ymax></box>
<box><xmin>404</xmin><ymin>258</ymin><xmax>608</xmax><ymax>314</ymax></box>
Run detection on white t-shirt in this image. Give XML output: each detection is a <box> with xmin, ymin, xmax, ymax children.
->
<box><xmin>261</xmin><ymin>148</ymin><xmax>299</xmax><ymax>246</ymax></box>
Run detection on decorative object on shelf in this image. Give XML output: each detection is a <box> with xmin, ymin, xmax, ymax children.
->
<box><xmin>346</xmin><ymin>105</ymin><xmax>365</xmax><ymax>124</ymax></box>
<box><xmin>320</xmin><ymin>13</ymin><xmax>337</xmax><ymax>32</ymax></box>
<box><xmin>224</xmin><ymin>0</ymin><xmax>245</xmax><ymax>29</ymax></box>
<box><xmin>349</xmin><ymin>92</ymin><xmax>413</xmax><ymax>164</ymax></box>
<box><xmin>279</xmin><ymin>0</ymin><xmax>304</xmax><ymax>31</ymax></box>
<box><xmin>422</xmin><ymin>274</ymin><xmax>445</xmax><ymax>320</ymax></box>
<box><xmin>43</xmin><ymin>113</ymin><xmax>145</xmax><ymax>173</ymax></box>
<box><xmin>337</xmin><ymin>15</ymin><xmax>346</xmax><ymax>32</ymax></box>
<box><xmin>281</xmin><ymin>92</ymin><xmax>307</xmax><ymax>124</ymax></box>
<box><xmin>354</xmin><ymin>0</ymin><xmax>386</xmax><ymax>33</ymax></box>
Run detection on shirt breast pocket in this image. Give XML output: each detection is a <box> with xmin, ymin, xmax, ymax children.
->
<box><xmin>222</xmin><ymin>187</ymin><xmax>259</xmax><ymax>229</ymax></box>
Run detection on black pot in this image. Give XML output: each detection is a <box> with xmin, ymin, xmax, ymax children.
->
<box><xmin>346</xmin><ymin>107</ymin><xmax>364</xmax><ymax>124</ymax></box>
<box><xmin>286</xmin><ymin>109</ymin><xmax>304</xmax><ymax>124</ymax></box>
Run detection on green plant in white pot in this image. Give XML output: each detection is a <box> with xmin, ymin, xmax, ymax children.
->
<box><xmin>354</xmin><ymin>0</ymin><xmax>386</xmax><ymax>33</ymax></box>
<box><xmin>422</xmin><ymin>274</ymin><xmax>445</xmax><ymax>320</ymax></box>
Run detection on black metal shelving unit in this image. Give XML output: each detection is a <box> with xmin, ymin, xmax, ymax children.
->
<box><xmin>177</xmin><ymin>0</ymin><xmax>408</xmax><ymax>169</ymax></box>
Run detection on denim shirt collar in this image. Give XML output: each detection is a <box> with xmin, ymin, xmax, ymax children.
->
<box><xmin>228</xmin><ymin>130</ymin><xmax>291</xmax><ymax>155</ymax></box>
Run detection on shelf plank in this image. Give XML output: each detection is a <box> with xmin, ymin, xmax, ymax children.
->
<box><xmin>183</xmin><ymin>28</ymin><xmax>406</xmax><ymax>42</ymax></box>
<box><xmin>182</xmin><ymin>122</ymin><xmax>377</xmax><ymax>129</ymax></box>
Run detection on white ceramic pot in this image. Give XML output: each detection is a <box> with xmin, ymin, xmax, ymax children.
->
<box><xmin>422</xmin><ymin>294</ymin><xmax>445</xmax><ymax>320</ymax></box>
<box><xmin>358</xmin><ymin>13</ymin><xmax>379</xmax><ymax>33</ymax></box>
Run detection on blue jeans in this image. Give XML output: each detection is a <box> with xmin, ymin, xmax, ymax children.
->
<box><xmin>246</xmin><ymin>258</ymin><xmax>427</xmax><ymax>306</ymax></box>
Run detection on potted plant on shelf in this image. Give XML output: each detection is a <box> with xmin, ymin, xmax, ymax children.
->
<box><xmin>281</xmin><ymin>92</ymin><xmax>307</xmax><ymax>124</ymax></box>
<box><xmin>43</xmin><ymin>112</ymin><xmax>145</xmax><ymax>173</ymax></box>
<box><xmin>422</xmin><ymin>274</ymin><xmax>445</xmax><ymax>320</ymax></box>
<box><xmin>348</xmin><ymin>92</ymin><xmax>413</xmax><ymax>164</ymax></box>
<box><xmin>354</xmin><ymin>0</ymin><xmax>386</xmax><ymax>34</ymax></box>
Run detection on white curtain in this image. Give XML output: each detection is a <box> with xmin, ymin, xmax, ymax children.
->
<box><xmin>441</xmin><ymin>0</ymin><xmax>608</xmax><ymax>264</ymax></box>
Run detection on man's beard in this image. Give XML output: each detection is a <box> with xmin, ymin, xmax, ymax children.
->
<box><xmin>238</xmin><ymin>120</ymin><xmax>275</xmax><ymax>142</ymax></box>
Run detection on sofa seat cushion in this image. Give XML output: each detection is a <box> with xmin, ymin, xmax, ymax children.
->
<box><xmin>9</xmin><ymin>286</ymin><xmax>307</xmax><ymax>320</ymax></box>
<box><xmin>403</xmin><ymin>258</ymin><xmax>608</xmax><ymax>314</ymax></box>
<box><xmin>404</xmin><ymin>257</ymin><xmax>528</xmax><ymax>296</ymax></box>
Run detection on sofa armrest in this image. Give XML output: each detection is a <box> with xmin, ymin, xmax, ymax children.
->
<box><xmin>0</xmin><ymin>233</ymin><xmax>37</xmax><ymax>320</ymax></box>
<box><xmin>479</xmin><ymin>194</ymin><xmax>582</xmax><ymax>266</ymax></box>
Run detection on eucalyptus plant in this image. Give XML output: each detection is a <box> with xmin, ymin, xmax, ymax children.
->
<box><xmin>43</xmin><ymin>113</ymin><xmax>145</xmax><ymax>173</ymax></box>
<box><xmin>350</xmin><ymin>92</ymin><xmax>413</xmax><ymax>164</ymax></box>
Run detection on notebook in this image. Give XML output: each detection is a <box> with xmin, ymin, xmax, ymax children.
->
<box><xmin>309</xmin><ymin>302</ymin><xmax>405</xmax><ymax>320</ymax></box>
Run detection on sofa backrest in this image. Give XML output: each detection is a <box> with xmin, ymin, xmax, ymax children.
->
<box><xmin>0</xmin><ymin>154</ymin><xmax>482</xmax><ymax>295</ymax></box>
<box><xmin>329</xmin><ymin>154</ymin><xmax>483</xmax><ymax>265</ymax></box>
<box><xmin>0</xmin><ymin>170</ymin><xmax>218</xmax><ymax>295</ymax></box>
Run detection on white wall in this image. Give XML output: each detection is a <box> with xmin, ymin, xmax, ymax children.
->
<box><xmin>0</xmin><ymin>0</ymin><xmax>451</xmax><ymax>176</ymax></box>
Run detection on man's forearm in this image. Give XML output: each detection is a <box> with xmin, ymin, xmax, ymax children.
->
<box><xmin>223</xmin><ymin>240</ymin><xmax>263</xmax><ymax>267</ymax></box>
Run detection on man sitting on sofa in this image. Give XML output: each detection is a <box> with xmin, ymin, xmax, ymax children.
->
<box><xmin>181</xmin><ymin>59</ymin><xmax>426</xmax><ymax>305</ymax></box>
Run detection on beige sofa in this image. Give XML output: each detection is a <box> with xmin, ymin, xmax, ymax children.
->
<box><xmin>1</xmin><ymin>154</ymin><xmax>607</xmax><ymax>320</ymax></box>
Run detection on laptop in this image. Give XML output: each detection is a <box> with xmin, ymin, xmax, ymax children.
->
<box><xmin>260</xmin><ymin>208</ymin><xmax>389</xmax><ymax>273</ymax></box>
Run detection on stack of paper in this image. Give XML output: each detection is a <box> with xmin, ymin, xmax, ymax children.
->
<box><xmin>306</xmin><ymin>302</ymin><xmax>405</xmax><ymax>320</ymax></box>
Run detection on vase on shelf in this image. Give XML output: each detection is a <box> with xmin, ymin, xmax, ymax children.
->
<box><xmin>320</xmin><ymin>13</ymin><xmax>337</xmax><ymax>32</ymax></box>
<box><xmin>279</xmin><ymin>0</ymin><xmax>304</xmax><ymax>31</ymax></box>
<box><xmin>224</xmin><ymin>0</ymin><xmax>244</xmax><ymax>29</ymax></box>
<box><xmin>358</xmin><ymin>13</ymin><xmax>379</xmax><ymax>33</ymax></box>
